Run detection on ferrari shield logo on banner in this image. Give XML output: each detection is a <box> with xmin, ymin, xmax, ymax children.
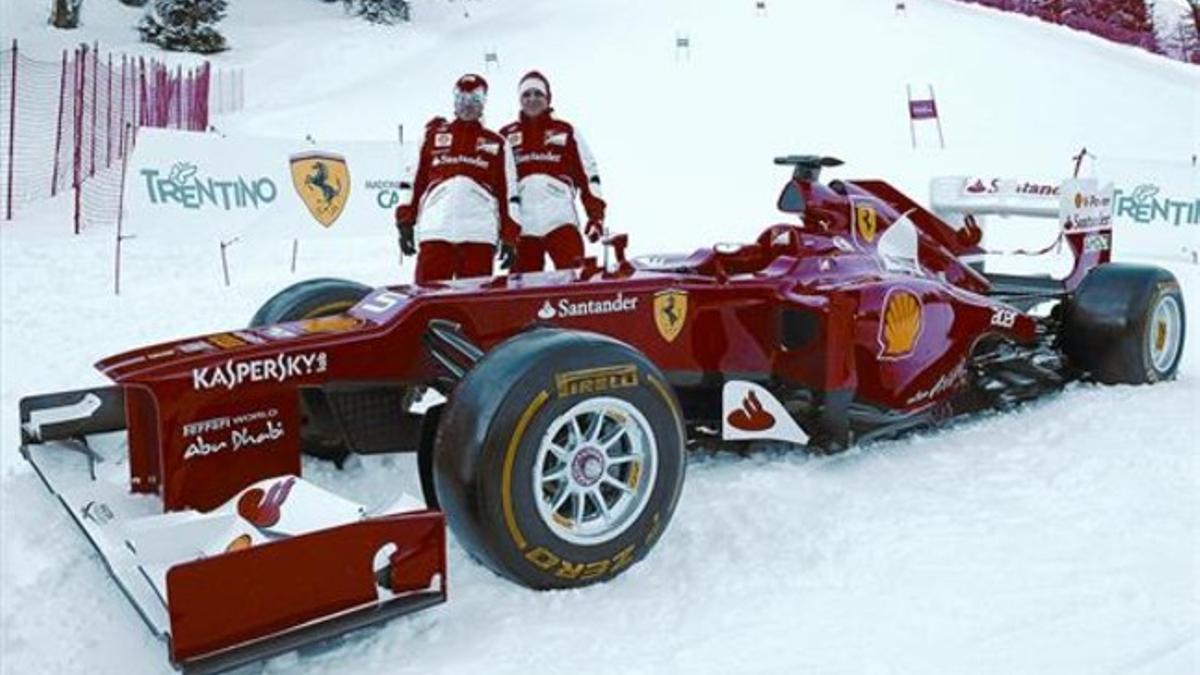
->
<box><xmin>654</xmin><ymin>289</ymin><xmax>688</xmax><ymax>343</ymax></box>
<box><xmin>290</xmin><ymin>152</ymin><xmax>350</xmax><ymax>228</ymax></box>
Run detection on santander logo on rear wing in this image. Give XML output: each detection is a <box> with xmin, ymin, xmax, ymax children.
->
<box><xmin>930</xmin><ymin>175</ymin><xmax>1115</xmax><ymax>224</ymax></box>
<box><xmin>931</xmin><ymin>176</ymin><xmax>1066</xmax><ymax>219</ymax></box>
<box><xmin>929</xmin><ymin>175</ymin><xmax>1116</xmax><ymax>289</ymax></box>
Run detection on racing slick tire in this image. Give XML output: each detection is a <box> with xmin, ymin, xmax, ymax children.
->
<box><xmin>434</xmin><ymin>328</ymin><xmax>686</xmax><ymax>590</ymax></box>
<box><xmin>1063</xmin><ymin>263</ymin><xmax>1186</xmax><ymax>384</ymax></box>
<box><xmin>249</xmin><ymin>278</ymin><xmax>372</xmax><ymax>463</ymax></box>
<box><xmin>248</xmin><ymin>277</ymin><xmax>372</xmax><ymax>327</ymax></box>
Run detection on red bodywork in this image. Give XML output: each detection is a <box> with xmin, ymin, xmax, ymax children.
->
<box><xmin>95</xmin><ymin>175</ymin><xmax>1050</xmax><ymax>514</ymax></box>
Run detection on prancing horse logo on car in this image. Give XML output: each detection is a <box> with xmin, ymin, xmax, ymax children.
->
<box><xmin>654</xmin><ymin>289</ymin><xmax>688</xmax><ymax>343</ymax></box>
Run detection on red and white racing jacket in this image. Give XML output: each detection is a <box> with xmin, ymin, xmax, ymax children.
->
<box><xmin>397</xmin><ymin>117</ymin><xmax>521</xmax><ymax>245</ymax></box>
<box><xmin>499</xmin><ymin>112</ymin><xmax>605</xmax><ymax>238</ymax></box>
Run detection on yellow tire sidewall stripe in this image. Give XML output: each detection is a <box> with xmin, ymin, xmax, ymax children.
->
<box><xmin>501</xmin><ymin>389</ymin><xmax>550</xmax><ymax>551</ymax></box>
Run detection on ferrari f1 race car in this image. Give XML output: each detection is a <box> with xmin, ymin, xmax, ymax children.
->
<box><xmin>19</xmin><ymin>156</ymin><xmax>1186</xmax><ymax>672</ymax></box>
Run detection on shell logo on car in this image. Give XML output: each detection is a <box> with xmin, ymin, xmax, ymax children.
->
<box><xmin>879</xmin><ymin>288</ymin><xmax>923</xmax><ymax>359</ymax></box>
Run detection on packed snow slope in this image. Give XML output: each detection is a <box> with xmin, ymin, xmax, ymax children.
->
<box><xmin>2</xmin><ymin>0</ymin><xmax>1198</xmax><ymax>673</ymax></box>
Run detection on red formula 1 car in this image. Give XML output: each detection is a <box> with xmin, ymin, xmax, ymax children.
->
<box><xmin>19</xmin><ymin>156</ymin><xmax>1186</xmax><ymax>671</ymax></box>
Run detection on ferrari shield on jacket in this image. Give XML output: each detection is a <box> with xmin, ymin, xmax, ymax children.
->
<box><xmin>500</xmin><ymin>113</ymin><xmax>605</xmax><ymax>238</ymax></box>
<box><xmin>398</xmin><ymin>117</ymin><xmax>521</xmax><ymax>245</ymax></box>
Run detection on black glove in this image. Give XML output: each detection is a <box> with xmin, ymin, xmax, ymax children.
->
<box><xmin>398</xmin><ymin>224</ymin><xmax>417</xmax><ymax>256</ymax></box>
<box><xmin>498</xmin><ymin>243</ymin><xmax>517</xmax><ymax>270</ymax></box>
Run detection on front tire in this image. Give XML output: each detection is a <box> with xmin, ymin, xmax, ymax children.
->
<box><xmin>1063</xmin><ymin>263</ymin><xmax>1186</xmax><ymax>384</ymax></box>
<box><xmin>434</xmin><ymin>329</ymin><xmax>686</xmax><ymax>590</ymax></box>
<box><xmin>249</xmin><ymin>277</ymin><xmax>372</xmax><ymax>327</ymax></box>
<box><xmin>249</xmin><ymin>278</ymin><xmax>373</xmax><ymax>463</ymax></box>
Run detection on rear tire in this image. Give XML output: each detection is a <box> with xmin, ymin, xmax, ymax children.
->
<box><xmin>249</xmin><ymin>277</ymin><xmax>372</xmax><ymax>327</ymax></box>
<box><xmin>1063</xmin><ymin>263</ymin><xmax>1186</xmax><ymax>384</ymax></box>
<box><xmin>433</xmin><ymin>329</ymin><xmax>686</xmax><ymax>590</ymax></box>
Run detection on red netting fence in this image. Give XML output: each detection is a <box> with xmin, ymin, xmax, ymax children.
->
<box><xmin>0</xmin><ymin>40</ymin><xmax>246</xmax><ymax>229</ymax></box>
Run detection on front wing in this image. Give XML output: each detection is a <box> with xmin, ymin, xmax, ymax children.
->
<box><xmin>19</xmin><ymin>387</ymin><xmax>446</xmax><ymax>673</ymax></box>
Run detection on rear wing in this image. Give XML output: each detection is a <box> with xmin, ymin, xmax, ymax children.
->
<box><xmin>930</xmin><ymin>176</ymin><xmax>1062</xmax><ymax>220</ymax></box>
<box><xmin>930</xmin><ymin>176</ymin><xmax>1115</xmax><ymax>290</ymax></box>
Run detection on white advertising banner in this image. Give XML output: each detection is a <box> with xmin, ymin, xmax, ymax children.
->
<box><xmin>1094</xmin><ymin>156</ymin><xmax>1199</xmax><ymax>263</ymax></box>
<box><xmin>124</xmin><ymin>128</ymin><xmax>416</xmax><ymax>244</ymax></box>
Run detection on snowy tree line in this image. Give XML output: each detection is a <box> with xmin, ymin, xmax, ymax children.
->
<box><xmin>48</xmin><ymin>0</ymin><xmax>1198</xmax><ymax>62</ymax></box>
<box><xmin>957</xmin><ymin>0</ymin><xmax>1199</xmax><ymax>62</ymax></box>
<box><xmin>50</xmin><ymin>0</ymin><xmax>414</xmax><ymax>53</ymax></box>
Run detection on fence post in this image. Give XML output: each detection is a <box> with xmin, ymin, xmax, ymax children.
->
<box><xmin>186</xmin><ymin>69</ymin><xmax>193</xmax><ymax>129</ymax></box>
<box><xmin>106</xmin><ymin>53</ymin><xmax>112</xmax><ymax>168</ymax></box>
<box><xmin>203</xmin><ymin>63</ymin><xmax>211</xmax><ymax>128</ymax></box>
<box><xmin>136</xmin><ymin>57</ymin><xmax>142</xmax><ymax>127</ymax></box>
<box><xmin>74</xmin><ymin>45</ymin><xmax>85</xmax><ymax>235</ymax></box>
<box><xmin>51</xmin><ymin>50</ymin><xmax>67</xmax><ymax>197</ymax></box>
<box><xmin>114</xmin><ymin>124</ymin><xmax>133</xmax><ymax>295</ymax></box>
<box><xmin>137</xmin><ymin>57</ymin><xmax>145</xmax><ymax>127</ymax></box>
<box><xmin>6</xmin><ymin>40</ymin><xmax>18</xmax><ymax>221</ymax></box>
<box><xmin>90</xmin><ymin>43</ymin><xmax>98</xmax><ymax>177</ymax></box>
<box><xmin>201</xmin><ymin>63</ymin><xmax>210</xmax><ymax>129</ymax></box>
<box><xmin>118</xmin><ymin>55</ymin><xmax>126</xmax><ymax>159</ymax></box>
<box><xmin>175</xmin><ymin>66</ymin><xmax>183</xmax><ymax>128</ymax></box>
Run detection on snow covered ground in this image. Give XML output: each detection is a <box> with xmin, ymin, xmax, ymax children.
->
<box><xmin>2</xmin><ymin>0</ymin><xmax>1198</xmax><ymax>673</ymax></box>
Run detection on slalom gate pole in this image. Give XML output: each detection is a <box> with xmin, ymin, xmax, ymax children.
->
<box><xmin>930</xmin><ymin>85</ymin><xmax>945</xmax><ymax>149</ymax></box>
<box><xmin>291</xmin><ymin>238</ymin><xmax>298</xmax><ymax>274</ymax></box>
<box><xmin>906</xmin><ymin>84</ymin><xmax>916</xmax><ymax>149</ymax></box>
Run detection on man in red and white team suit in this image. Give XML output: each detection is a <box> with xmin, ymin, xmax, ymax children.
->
<box><xmin>395</xmin><ymin>74</ymin><xmax>521</xmax><ymax>283</ymax></box>
<box><xmin>499</xmin><ymin>71</ymin><xmax>606</xmax><ymax>273</ymax></box>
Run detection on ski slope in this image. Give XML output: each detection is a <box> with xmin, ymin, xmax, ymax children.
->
<box><xmin>2</xmin><ymin>0</ymin><xmax>1198</xmax><ymax>673</ymax></box>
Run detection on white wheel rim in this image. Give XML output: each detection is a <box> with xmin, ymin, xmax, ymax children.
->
<box><xmin>1149</xmin><ymin>295</ymin><xmax>1182</xmax><ymax>375</ymax></box>
<box><xmin>532</xmin><ymin>397</ymin><xmax>658</xmax><ymax>546</ymax></box>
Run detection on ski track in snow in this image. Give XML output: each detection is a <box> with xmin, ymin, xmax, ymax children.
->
<box><xmin>2</xmin><ymin>0</ymin><xmax>1199</xmax><ymax>673</ymax></box>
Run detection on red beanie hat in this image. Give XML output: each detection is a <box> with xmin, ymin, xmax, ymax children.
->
<box><xmin>455</xmin><ymin>73</ymin><xmax>488</xmax><ymax>95</ymax></box>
